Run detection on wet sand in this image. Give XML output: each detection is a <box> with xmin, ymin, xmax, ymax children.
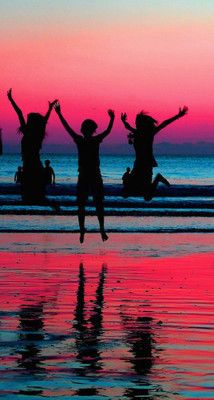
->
<box><xmin>0</xmin><ymin>233</ymin><xmax>213</xmax><ymax>399</ymax></box>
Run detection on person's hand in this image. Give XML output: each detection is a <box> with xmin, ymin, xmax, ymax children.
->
<box><xmin>54</xmin><ymin>101</ymin><xmax>61</xmax><ymax>114</ymax></box>
<box><xmin>121</xmin><ymin>112</ymin><xmax>127</xmax><ymax>122</ymax></box>
<box><xmin>7</xmin><ymin>88</ymin><xmax>12</xmax><ymax>100</ymax></box>
<box><xmin>49</xmin><ymin>99</ymin><xmax>58</xmax><ymax>109</ymax></box>
<box><xmin>108</xmin><ymin>109</ymin><xmax>115</xmax><ymax>119</ymax></box>
<box><xmin>178</xmin><ymin>106</ymin><xmax>188</xmax><ymax>117</ymax></box>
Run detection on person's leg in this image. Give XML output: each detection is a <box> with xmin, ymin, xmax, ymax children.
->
<box><xmin>78</xmin><ymin>203</ymin><xmax>86</xmax><ymax>243</ymax></box>
<box><xmin>77</xmin><ymin>175</ymin><xmax>88</xmax><ymax>243</ymax></box>
<box><xmin>94</xmin><ymin>197</ymin><xmax>108</xmax><ymax>241</ymax></box>
<box><xmin>92</xmin><ymin>174</ymin><xmax>108</xmax><ymax>241</ymax></box>
<box><xmin>153</xmin><ymin>173</ymin><xmax>170</xmax><ymax>187</ymax></box>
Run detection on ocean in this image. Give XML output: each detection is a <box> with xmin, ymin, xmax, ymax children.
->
<box><xmin>1</xmin><ymin>153</ymin><xmax>214</xmax><ymax>185</ymax></box>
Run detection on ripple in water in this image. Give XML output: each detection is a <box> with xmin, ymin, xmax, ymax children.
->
<box><xmin>0</xmin><ymin>237</ymin><xmax>213</xmax><ymax>399</ymax></box>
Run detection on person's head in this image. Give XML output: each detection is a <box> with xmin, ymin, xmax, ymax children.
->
<box><xmin>19</xmin><ymin>113</ymin><xmax>46</xmax><ymax>140</ymax></box>
<box><xmin>81</xmin><ymin>119</ymin><xmax>98</xmax><ymax>138</ymax></box>
<box><xmin>126</xmin><ymin>167</ymin><xmax>131</xmax><ymax>172</ymax></box>
<box><xmin>18</xmin><ymin>166</ymin><xmax>22</xmax><ymax>172</ymax></box>
<box><xmin>135</xmin><ymin>111</ymin><xmax>157</xmax><ymax>131</ymax></box>
<box><xmin>45</xmin><ymin>159</ymin><xmax>50</xmax><ymax>167</ymax></box>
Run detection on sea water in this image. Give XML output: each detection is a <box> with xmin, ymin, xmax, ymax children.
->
<box><xmin>1</xmin><ymin>153</ymin><xmax>213</xmax><ymax>185</ymax></box>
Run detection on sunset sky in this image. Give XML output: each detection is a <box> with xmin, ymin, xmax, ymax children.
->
<box><xmin>1</xmin><ymin>0</ymin><xmax>214</xmax><ymax>149</ymax></box>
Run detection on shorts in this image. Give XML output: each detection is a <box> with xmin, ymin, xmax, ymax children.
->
<box><xmin>77</xmin><ymin>171</ymin><xmax>104</xmax><ymax>203</ymax></box>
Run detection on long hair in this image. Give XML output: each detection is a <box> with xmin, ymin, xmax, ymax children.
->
<box><xmin>19</xmin><ymin>113</ymin><xmax>47</xmax><ymax>142</ymax></box>
<box><xmin>135</xmin><ymin>111</ymin><xmax>157</xmax><ymax>130</ymax></box>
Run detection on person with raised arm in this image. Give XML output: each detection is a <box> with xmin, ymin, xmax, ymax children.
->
<box><xmin>121</xmin><ymin>107</ymin><xmax>188</xmax><ymax>200</ymax></box>
<box><xmin>55</xmin><ymin>102</ymin><xmax>115</xmax><ymax>243</ymax></box>
<box><xmin>7</xmin><ymin>88</ymin><xmax>58</xmax><ymax>207</ymax></box>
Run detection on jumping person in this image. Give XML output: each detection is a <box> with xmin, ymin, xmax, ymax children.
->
<box><xmin>55</xmin><ymin>102</ymin><xmax>115</xmax><ymax>243</ymax></box>
<box><xmin>7</xmin><ymin>89</ymin><xmax>58</xmax><ymax>208</ymax></box>
<box><xmin>121</xmin><ymin>107</ymin><xmax>188</xmax><ymax>200</ymax></box>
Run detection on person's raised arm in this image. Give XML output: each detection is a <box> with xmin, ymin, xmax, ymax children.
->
<box><xmin>44</xmin><ymin>99</ymin><xmax>58</xmax><ymax>123</ymax></box>
<box><xmin>54</xmin><ymin>102</ymin><xmax>80</xmax><ymax>141</ymax></box>
<box><xmin>7</xmin><ymin>89</ymin><xmax>25</xmax><ymax>131</ymax></box>
<box><xmin>121</xmin><ymin>113</ymin><xmax>136</xmax><ymax>134</ymax></box>
<box><xmin>156</xmin><ymin>106</ymin><xmax>188</xmax><ymax>134</ymax></box>
<box><xmin>96</xmin><ymin>109</ymin><xmax>115</xmax><ymax>141</ymax></box>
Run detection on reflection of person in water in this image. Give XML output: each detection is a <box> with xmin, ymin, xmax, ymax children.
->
<box><xmin>121</xmin><ymin>107</ymin><xmax>188</xmax><ymax>200</ymax></box>
<box><xmin>17</xmin><ymin>302</ymin><xmax>45</xmax><ymax>375</ymax></box>
<box><xmin>121</xmin><ymin>312</ymin><xmax>163</xmax><ymax>399</ymax></box>
<box><xmin>73</xmin><ymin>263</ymin><xmax>107</xmax><ymax>396</ymax></box>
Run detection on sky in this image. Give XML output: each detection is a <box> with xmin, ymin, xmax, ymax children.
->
<box><xmin>1</xmin><ymin>0</ymin><xmax>214</xmax><ymax>150</ymax></box>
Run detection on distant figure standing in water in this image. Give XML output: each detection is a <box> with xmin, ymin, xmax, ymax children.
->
<box><xmin>0</xmin><ymin>128</ymin><xmax>3</xmax><ymax>155</ymax></box>
<box><xmin>121</xmin><ymin>107</ymin><xmax>188</xmax><ymax>200</ymax></box>
<box><xmin>44</xmin><ymin>160</ymin><xmax>55</xmax><ymax>185</ymax></box>
<box><xmin>55</xmin><ymin>102</ymin><xmax>115</xmax><ymax>243</ymax></box>
<box><xmin>14</xmin><ymin>166</ymin><xmax>23</xmax><ymax>184</ymax></box>
<box><xmin>122</xmin><ymin>167</ymin><xmax>131</xmax><ymax>190</ymax></box>
<box><xmin>7</xmin><ymin>89</ymin><xmax>58</xmax><ymax>207</ymax></box>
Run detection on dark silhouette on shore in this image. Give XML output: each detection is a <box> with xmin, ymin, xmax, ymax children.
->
<box><xmin>44</xmin><ymin>159</ymin><xmax>55</xmax><ymax>185</ymax></box>
<box><xmin>55</xmin><ymin>102</ymin><xmax>115</xmax><ymax>242</ymax></box>
<box><xmin>14</xmin><ymin>166</ymin><xmax>23</xmax><ymax>184</ymax></box>
<box><xmin>7</xmin><ymin>89</ymin><xmax>58</xmax><ymax>209</ymax></box>
<box><xmin>122</xmin><ymin>166</ymin><xmax>131</xmax><ymax>189</ymax></box>
<box><xmin>73</xmin><ymin>263</ymin><xmax>107</xmax><ymax>395</ymax></box>
<box><xmin>121</xmin><ymin>107</ymin><xmax>188</xmax><ymax>200</ymax></box>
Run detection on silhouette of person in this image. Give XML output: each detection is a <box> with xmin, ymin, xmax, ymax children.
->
<box><xmin>122</xmin><ymin>167</ymin><xmax>131</xmax><ymax>189</ymax></box>
<box><xmin>0</xmin><ymin>128</ymin><xmax>3</xmax><ymax>155</ymax></box>
<box><xmin>121</xmin><ymin>107</ymin><xmax>188</xmax><ymax>200</ymax></box>
<box><xmin>17</xmin><ymin>302</ymin><xmax>45</xmax><ymax>374</ymax></box>
<box><xmin>7</xmin><ymin>89</ymin><xmax>58</xmax><ymax>209</ymax></box>
<box><xmin>14</xmin><ymin>166</ymin><xmax>23</xmax><ymax>184</ymax></box>
<box><xmin>44</xmin><ymin>159</ymin><xmax>55</xmax><ymax>185</ymax></box>
<box><xmin>55</xmin><ymin>102</ymin><xmax>115</xmax><ymax>243</ymax></box>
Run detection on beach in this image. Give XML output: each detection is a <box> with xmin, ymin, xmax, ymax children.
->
<box><xmin>0</xmin><ymin>232</ymin><xmax>213</xmax><ymax>399</ymax></box>
<box><xmin>0</xmin><ymin>153</ymin><xmax>213</xmax><ymax>399</ymax></box>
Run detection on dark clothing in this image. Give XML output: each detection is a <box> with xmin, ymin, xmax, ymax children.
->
<box><xmin>77</xmin><ymin>170</ymin><xmax>104</xmax><ymax>203</ymax></box>
<box><xmin>21</xmin><ymin>130</ymin><xmax>46</xmax><ymax>203</ymax></box>
<box><xmin>73</xmin><ymin>135</ymin><xmax>103</xmax><ymax>173</ymax></box>
<box><xmin>122</xmin><ymin>171</ymin><xmax>130</xmax><ymax>186</ymax></box>
<box><xmin>44</xmin><ymin>166</ymin><xmax>54</xmax><ymax>185</ymax></box>
<box><xmin>132</xmin><ymin>130</ymin><xmax>157</xmax><ymax>168</ymax></box>
<box><xmin>15</xmin><ymin>170</ymin><xmax>23</xmax><ymax>183</ymax></box>
<box><xmin>73</xmin><ymin>134</ymin><xmax>104</xmax><ymax>203</ymax></box>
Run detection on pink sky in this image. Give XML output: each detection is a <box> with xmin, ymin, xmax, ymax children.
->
<box><xmin>1</xmin><ymin>1</ymin><xmax>214</xmax><ymax>148</ymax></box>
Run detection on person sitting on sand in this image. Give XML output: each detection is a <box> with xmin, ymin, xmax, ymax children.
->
<box><xmin>121</xmin><ymin>107</ymin><xmax>188</xmax><ymax>200</ymax></box>
<box><xmin>54</xmin><ymin>102</ymin><xmax>115</xmax><ymax>243</ymax></box>
<box><xmin>44</xmin><ymin>159</ymin><xmax>55</xmax><ymax>185</ymax></box>
<box><xmin>14</xmin><ymin>166</ymin><xmax>23</xmax><ymax>184</ymax></box>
